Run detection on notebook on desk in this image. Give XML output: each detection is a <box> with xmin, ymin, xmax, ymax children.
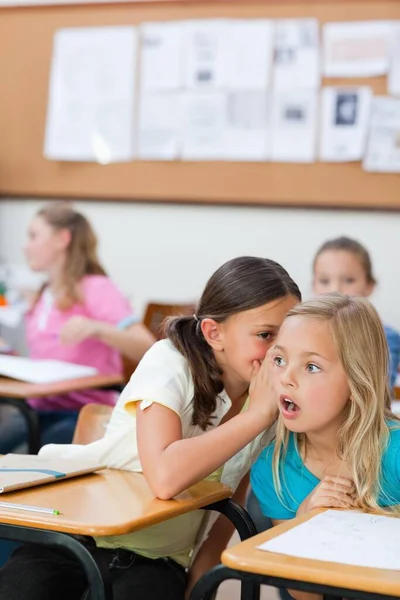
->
<box><xmin>0</xmin><ymin>454</ymin><xmax>106</xmax><ymax>493</ymax></box>
<box><xmin>0</xmin><ymin>355</ymin><xmax>98</xmax><ymax>384</ymax></box>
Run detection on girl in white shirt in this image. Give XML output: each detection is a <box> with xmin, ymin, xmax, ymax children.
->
<box><xmin>0</xmin><ymin>256</ymin><xmax>301</xmax><ymax>600</ymax></box>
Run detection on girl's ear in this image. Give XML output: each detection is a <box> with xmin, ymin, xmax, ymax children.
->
<box><xmin>365</xmin><ymin>281</ymin><xmax>375</xmax><ymax>297</ymax></box>
<box><xmin>56</xmin><ymin>228</ymin><xmax>72</xmax><ymax>251</ymax></box>
<box><xmin>200</xmin><ymin>318</ymin><xmax>224</xmax><ymax>351</ymax></box>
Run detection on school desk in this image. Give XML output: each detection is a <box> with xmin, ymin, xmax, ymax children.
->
<box><xmin>189</xmin><ymin>508</ymin><xmax>400</xmax><ymax>600</ymax></box>
<box><xmin>0</xmin><ymin>373</ymin><xmax>123</xmax><ymax>453</ymax></box>
<box><xmin>0</xmin><ymin>468</ymin><xmax>256</xmax><ymax>600</ymax></box>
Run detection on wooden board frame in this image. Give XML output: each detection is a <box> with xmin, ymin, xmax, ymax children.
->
<box><xmin>0</xmin><ymin>0</ymin><xmax>399</xmax><ymax>209</ymax></box>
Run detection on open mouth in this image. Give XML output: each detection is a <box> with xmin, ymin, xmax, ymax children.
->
<box><xmin>280</xmin><ymin>395</ymin><xmax>300</xmax><ymax>414</ymax></box>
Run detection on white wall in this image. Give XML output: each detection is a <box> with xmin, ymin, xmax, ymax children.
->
<box><xmin>0</xmin><ymin>198</ymin><xmax>399</xmax><ymax>330</ymax></box>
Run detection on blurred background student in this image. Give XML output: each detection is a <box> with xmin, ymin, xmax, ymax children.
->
<box><xmin>0</xmin><ymin>202</ymin><xmax>155</xmax><ymax>453</ymax></box>
<box><xmin>312</xmin><ymin>236</ymin><xmax>400</xmax><ymax>391</ymax></box>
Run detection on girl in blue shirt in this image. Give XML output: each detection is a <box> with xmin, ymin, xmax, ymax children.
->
<box><xmin>251</xmin><ymin>294</ymin><xmax>400</xmax><ymax>530</ymax></box>
<box><xmin>312</xmin><ymin>236</ymin><xmax>399</xmax><ymax>391</ymax></box>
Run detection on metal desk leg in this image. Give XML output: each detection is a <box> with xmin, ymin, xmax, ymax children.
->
<box><xmin>190</xmin><ymin>564</ymin><xmax>241</xmax><ymax>600</ymax></box>
<box><xmin>204</xmin><ymin>499</ymin><xmax>259</xmax><ymax>600</ymax></box>
<box><xmin>0</xmin><ymin>397</ymin><xmax>41</xmax><ymax>454</ymax></box>
<box><xmin>0</xmin><ymin>523</ymin><xmax>110</xmax><ymax>600</ymax></box>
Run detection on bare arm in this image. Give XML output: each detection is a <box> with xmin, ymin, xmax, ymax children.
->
<box><xmin>60</xmin><ymin>317</ymin><xmax>155</xmax><ymax>362</ymax></box>
<box><xmin>137</xmin><ymin>404</ymin><xmax>274</xmax><ymax>499</ymax></box>
<box><xmin>95</xmin><ymin>321</ymin><xmax>155</xmax><ymax>362</ymax></box>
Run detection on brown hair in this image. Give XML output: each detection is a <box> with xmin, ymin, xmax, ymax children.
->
<box><xmin>273</xmin><ymin>294</ymin><xmax>397</xmax><ymax>514</ymax></box>
<box><xmin>166</xmin><ymin>256</ymin><xmax>301</xmax><ymax>430</ymax></box>
<box><xmin>33</xmin><ymin>202</ymin><xmax>106</xmax><ymax>310</ymax></box>
<box><xmin>313</xmin><ymin>236</ymin><xmax>376</xmax><ymax>285</ymax></box>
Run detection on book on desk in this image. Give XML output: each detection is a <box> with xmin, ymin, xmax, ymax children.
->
<box><xmin>0</xmin><ymin>454</ymin><xmax>105</xmax><ymax>493</ymax></box>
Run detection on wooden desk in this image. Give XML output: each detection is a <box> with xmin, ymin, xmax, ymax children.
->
<box><xmin>190</xmin><ymin>509</ymin><xmax>400</xmax><ymax>600</ymax></box>
<box><xmin>0</xmin><ymin>373</ymin><xmax>123</xmax><ymax>453</ymax></box>
<box><xmin>0</xmin><ymin>469</ymin><xmax>242</xmax><ymax>600</ymax></box>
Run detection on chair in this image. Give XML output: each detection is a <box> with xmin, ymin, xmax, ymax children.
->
<box><xmin>143</xmin><ymin>302</ymin><xmax>196</xmax><ymax>340</ymax></box>
<box><xmin>72</xmin><ymin>403</ymin><xmax>113</xmax><ymax>445</ymax></box>
<box><xmin>121</xmin><ymin>302</ymin><xmax>196</xmax><ymax>383</ymax></box>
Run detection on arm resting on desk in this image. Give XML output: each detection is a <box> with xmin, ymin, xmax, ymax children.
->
<box><xmin>136</xmin><ymin>403</ymin><xmax>274</xmax><ymax>500</ymax></box>
<box><xmin>185</xmin><ymin>475</ymin><xmax>250</xmax><ymax>599</ymax></box>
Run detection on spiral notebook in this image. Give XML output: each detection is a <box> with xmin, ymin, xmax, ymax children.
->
<box><xmin>0</xmin><ymin>454</ymin><xmax>106</xmax><ymax>493</ymax></box>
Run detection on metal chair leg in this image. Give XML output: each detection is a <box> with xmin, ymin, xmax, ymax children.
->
<box><xmin>204</xmin><ymin>499</ymin><xmax>260</xmax><ymax>600</ymax></box>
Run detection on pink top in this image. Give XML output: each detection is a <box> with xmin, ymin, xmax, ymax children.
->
<box><xmin>26</xmin><ymin>275</ymin><xmax>133</xmax><ymax>411</ymax></box>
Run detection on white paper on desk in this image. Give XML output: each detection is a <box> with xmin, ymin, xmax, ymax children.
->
<box><xmin>258</xmin><ymin>510</ymin><xmax>400</xmax><ymax>570</ymax></box>
<box><xmin>0</xmin><ymin>307</ymin><xmax>24</xmax><ymax>328</ymax></box>
<box><xmin>138</xmin><ymin>92</ymin><xmax>182</xmax><ymax>160</ymax></box>
<box><xmin>388</xmin><ymin>24</ymin><xmax>400</xmax><ymax>97</ymax></box>
<box><xmin>363</xmin><ymin>96</ymin><xmax>400</xmax><ymax>173</ymax></box>
<box><xmin>183</xmin><ymin>20</ymin><xmax>228</xmax><ymax>90</ymax></box>
<box><xmin>140</xmin><ymin>21</ymin><xmax>184</xmax><ymax>91</ymax></box>
<box><xmin>271</xmin><ymin>90</ymin><xmax>318</xmax><ymax>163</ymax></box>
<box><xmin>323</xmin><ymin>21</ymin><xmax>392</xmax><ymax>78</ymax></box>
<box><xmin>182</xmin><ymin>91</ymin><xmax>270</xmax><ymax>161</ymax></box>
<box><xmin>319</xmin><ymin>86</ymin><xmax>372</xmax><ymax>162</ymax></box>
<box><xmin>44</xmin><ymin>26</ymin><xmax>137</xmax><ymax>163</ymax></box>
<box><xmin>273</xmin><ymin>19</ymin><xmax>320</xmax><ymax>90</ymax></box>
<box><xmin>223</xmin><ymin>20</ymin><xmax>274</xmax><ymax>89</ymax></box>
<box><xmin>0</xmin><ymin>356</ymin><xmax>98</xmax><ymax>384</ymax></box>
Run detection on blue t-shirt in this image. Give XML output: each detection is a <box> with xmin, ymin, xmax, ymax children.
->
<box><xmin>385</xmin><ymin>325</ymin><xmax>400</xmax><ymax>390</ymax></box>
<box><xmin>250</xmin><ymin>425</ymin><xmax>400</xmax><ymax>521</ymax></box>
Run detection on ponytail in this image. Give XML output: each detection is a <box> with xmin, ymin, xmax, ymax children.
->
<box><xmin>166</xmin><ymin>316</ymin><xmax>223</xmax><ymax>430</ymax></box>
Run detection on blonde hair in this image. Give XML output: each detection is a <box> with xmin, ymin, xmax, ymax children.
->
<box><xmin>272</xmin><ymin>293</ymin><xmax>398</xmax><ymax>513</ymax></box>
<box><xmin>33</xmin><ymin>202</ymin><xmax>106</xmax><ymax>310</ymax></box>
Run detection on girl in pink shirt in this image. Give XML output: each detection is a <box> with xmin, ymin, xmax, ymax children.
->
<box><xmin>0</xmin><ymin>202</ymin><xmax>154</xmax><ymax>452</ymax></box>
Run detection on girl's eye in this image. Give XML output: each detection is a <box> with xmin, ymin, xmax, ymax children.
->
<box><xmin>274</xmin><ymin>356</ymin><xmax>285</xmax><ymax>367</ymax></box>
<box><xmin>345</xmin><ymin>278</ymin><xmax>355</xmax><ymax>284</ymax></box>
<box><xmin>306</xmin><ymin>363</ymin><xmax>321</xmax><ymax>373</ymax></box>
<box><xmin>258</xmin><ymin>332</ymin><xmax>272</xmax><ymax>340</ymax></box>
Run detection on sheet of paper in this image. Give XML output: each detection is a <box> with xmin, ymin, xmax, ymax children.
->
<box><xmin>140</xmin><ymin>22</ymin><xmax>184</xmax><ymax>91</ymax></box>
<box><xmin>323</xmin><ymin>21</ymin><xmax>392</xmax><ymax>77</ymax></box>
<box><xmin>388</xmin><ymin>23</ymin><xmax>400</xmax><ymax>97</ymax></box>
<box><xmin>0</xmin><ymin>356</ymin><xmax>98</xmax><ymax>384</ymax></box>
<box><xmin>258</xmin><ymin>510</ymin><xmax>400</xmax><ymax>570</ymax></box>
<box><xmin>319</xmin><ymin>86</ymin><xmax>372</xmax><ymax>162</ymax></box>
<box><xmin>182</xmin><ymin>91</ymin><xmax>270</xmax><ymax>161</ymax></box>
<box><xmin>363</xmin><ymin>96</ymin><xmax>400</xmax><ymax>173</ymax></box>
<box><xmin>271</xmin><ymin>90</ymin><xmax>318</xmax><ymax>162</ymax></box>
<box><xmin>138</xmin><ymin>92</ymin><xmax>182</xmax><ymax>160</ymax></box>
<box><xmin>44</xmin><ymin>26</ymin><xmax>137</xmax><ymax>163</ymax></box>
<box><xmin>273</xmin><ymin>19</ymin><xmax>320</xmax><ymax>89</ymax></box>
<box><xmin>223</xmin><ymin>20</ymin><xmax>274</xmax><ymax>89</ymax></box>
<box><xmin>183</xmin><ymin>20</ymin><xmax>228</xmax><ymax>90</ymax></box>
<box><xmin>0</xmin><ymin>307</ymin><xmax>24</xmax><ymax>328</ymax></box>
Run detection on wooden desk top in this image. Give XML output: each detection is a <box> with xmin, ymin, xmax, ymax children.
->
<box><xmin>0</xmin><ymin>373</ymin><xmax>123</xmax><ymax>399</ymax></box>
<box><xmin>222</xmin><ymin>510</ymin><xmax>400</xmax><ymax>597</ymax></box>
<box><xmin>0</xmin><ymin>469</ymin><xmax>231</xmax><ymax>536</ymax></box>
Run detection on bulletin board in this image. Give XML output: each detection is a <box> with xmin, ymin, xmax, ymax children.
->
<box><xmin>0</xmin><ymin>0</ymin><xmax>399</xmax><ymax>209</ymax></box>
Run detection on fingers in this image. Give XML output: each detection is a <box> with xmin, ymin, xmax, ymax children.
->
<box><xmin>314</xmin><ymin>494</ymin><xmax>357</xmax><ymax>509</ymax></box>
<box><xmin>321</xmin><ymin>476</ymin><xmax>355</xmax><ymax>495</ymax></box>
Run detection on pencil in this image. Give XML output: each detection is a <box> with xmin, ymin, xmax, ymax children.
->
<box><xmin>0</xmin><ymin>501</ymin><xmax>59</xmax><ymax>515</ymax></box>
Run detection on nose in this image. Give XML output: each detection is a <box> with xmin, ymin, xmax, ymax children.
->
<box><xmin>280</xmin><ymin>365</ymin><xmax>297</xmax><ymax>389</ymax></box>
<box><xmin>326</xmin><ymin>281</ymin><xmax>343</xmax><ymax>294</ymax></box>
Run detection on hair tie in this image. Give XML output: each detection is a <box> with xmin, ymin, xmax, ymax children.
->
<box><xmin>193</xmin><ymin>314</ymin><xmax>199</xmax><ymax>322</ymax></box>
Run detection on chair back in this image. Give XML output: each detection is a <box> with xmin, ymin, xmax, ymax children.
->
<box><xmin>72</xmin><ymin>403</ymin><xmax>113</xmax><ymax>445</ymax></box>
<box><xmin>143</xmin><ymin>302</ymin><xmax>196</xmax><ymax>340</ymax></box>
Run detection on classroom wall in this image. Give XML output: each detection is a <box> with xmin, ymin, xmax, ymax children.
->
<box><xmin>0</xmin><ymin>199</ymin><xmax>399</xmax><ymax>331</ymax></box>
